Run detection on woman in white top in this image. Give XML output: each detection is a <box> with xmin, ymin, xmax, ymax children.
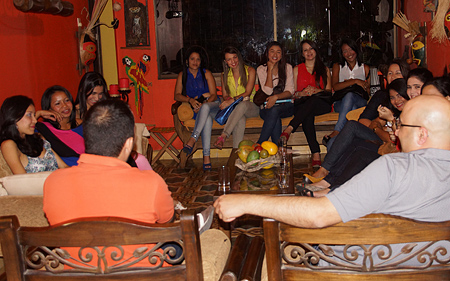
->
<box><xmin>324</xmin><ymin>39</ymin><xmax>370</xmax><ymax>149</ymax></box>
<box><xmin>256</xmin><ymin>41</ymin><xmax>295</xmax><ymax>145</ymax></box>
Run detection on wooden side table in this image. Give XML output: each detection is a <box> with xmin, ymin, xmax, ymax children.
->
<box><xmin>148</xmin><ymin>127</ymin><xmax>180</xmax><ymax>165</ymax></box>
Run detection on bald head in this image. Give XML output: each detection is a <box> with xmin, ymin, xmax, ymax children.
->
<box><xmin>398</xmin><ymin>95</ymin><xmax>450</xmax><ymax>151</ymax></box>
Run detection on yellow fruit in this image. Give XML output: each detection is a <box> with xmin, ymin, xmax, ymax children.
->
<box><xmin>238</xmin><ymin>145</ymin><xmax>253</xmax><ymax>163</ymax></box>
<box><xmin>261</xmin><ymin>141</ymin><xmax>278</xmax><ymax>155</ymax></box>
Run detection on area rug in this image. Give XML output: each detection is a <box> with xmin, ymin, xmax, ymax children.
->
<box><xmin>153</xmin><ymin>155</ymin><xmax>313</xmax><ymax>236</ymax></box>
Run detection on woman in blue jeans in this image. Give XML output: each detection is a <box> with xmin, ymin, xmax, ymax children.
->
<box><xmin>324</xmin><ymin>39</ymin><xmax>370</xmax><ymax>149</ymax></box>
<box><xmin>174</xmin><ymin>46</ymin><xmax>218</xmax><ymax>171</ymax></box>
<box><xmin>257</xmin><ymin>41</ymin><xmax>295</xmax><ymax>145</ymax></box>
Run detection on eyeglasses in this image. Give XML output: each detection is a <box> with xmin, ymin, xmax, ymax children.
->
<box><xmin>397</xmin><ymin>119</ymin><xmax>422</xmax><ymax>129</ymax></box>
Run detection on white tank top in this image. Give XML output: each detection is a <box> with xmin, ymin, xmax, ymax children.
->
<box><xmin>339</xmin><ymin>62</ymin><xmax>366</xmax><ymax>82</ymax></box>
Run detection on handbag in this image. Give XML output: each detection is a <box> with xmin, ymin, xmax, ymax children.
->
<box><xmin>215</xmin><ymin>96</ymin><xmax>244</xmax><ymax>125</ymax></box>
<box><xmin>332</xmin><ymin>84</ymin><xmax>369</xmax><ymax>102</ymax></box>
<box><xmin>253</xmin><ymin>85</ymin><xmax>284</xmax><ymax>106</ymax></box>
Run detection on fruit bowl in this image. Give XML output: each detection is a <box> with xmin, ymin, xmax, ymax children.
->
<box><xmin>235</xmin><ymin>154</ymin><xmax>281</xmax><ymax>172</ymax></box>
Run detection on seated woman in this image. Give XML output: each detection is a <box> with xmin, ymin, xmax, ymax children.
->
<box><xmin>280</xmin><ymin>40</ymin><xmax>332</xmax><ymax>167</ymax></box>
<box><xmin>306</xmin><ymin>78</ymin><xmax>411</xmax><ymax>196</ymax></box>
<box><xmin>174</xmin><ymin>46</ymin><xmax>218</xmax><ymax>171</ymax></box>
<box><xmin>358</xmin><ymin>58</ymin><xmax>410</xmax><ymax>127</ymax></box>
<box><xmin>324</xmin><ymin>38</ymin><xmax>370</xmax><ymax>149</ymax></box>
<box><xmin>421</xmin><ymin>73</ymin><xmax>450</xmax><ymax>99</ymax></box>
<box><xmin>406</xmin><ymin>68</ymin><xmax>433</xmax><ymax>99</ymax></box>
<box><xmin>213</xmin><ymin>46</ymin><xmax>257</xmax><ymax>149</ymax></box>
<box><xmin>36</xmin><ymin>85</ymin><xmax>84</xmax><ymax>167</ymax></box>
<box><xmin>74</xmin><ymin>72</ymin><xmax>110</xmax><ymax>120</ymax></box>
<box><xmin>1</xmin><ymin>95</ymin><xmax>67</xmax><ymax>174</ymax></box>
<box><xmin>306</xmin><ymin>59</ymin><xmax>410</xmax><ymax>183</ymax></box>
<box><xmin>257</xmin><ymin>41</ymin><xmax>295</xmax><ymax>145</ymax></box>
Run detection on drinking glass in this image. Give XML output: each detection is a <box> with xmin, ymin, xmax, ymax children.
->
<box><xmin>218</xmin><ymin>165</ymin><xmax>230</xmax><ymax>194</ymax></box>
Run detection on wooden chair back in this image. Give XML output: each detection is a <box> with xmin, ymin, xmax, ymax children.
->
<box><xmin>263</xmin><ymin>214</ymin><xmax>450</xmax><ymax>280</ymax></box>
<box><xmin>0</xmin><ymin>210</ymin><xmax>203</xmax><ymax>281</ymax></box>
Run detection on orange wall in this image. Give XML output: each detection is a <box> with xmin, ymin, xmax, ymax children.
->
<box><xmin>0</xmin><ymin>1</ymin><xmax>90</xmax><ymax>108</ymax></box>
<box><xmin>113</xmin><ymin>2</ymin><xmax>180</xmax><ymax>149</ymax></box>
<box><xmin>397</xmin><ymin>0</ymin><xmax>450</xmax><ymax>75</ymax></box>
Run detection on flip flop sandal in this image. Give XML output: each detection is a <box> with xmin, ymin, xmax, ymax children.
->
<box><xmin>213</xmin><ymin>136</ymin><xmax>225</xmax><ymax>150</ymax></box>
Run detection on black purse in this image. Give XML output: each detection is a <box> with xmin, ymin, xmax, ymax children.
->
<box><xmin>332</xmin><ymin>84</ymin><xmax>369</xmax><ymax>102</ymax></box>
<box><xmin>295</xmin><ymin>91</ymin><xmax>333</xmax><ymax>105</ymax></box>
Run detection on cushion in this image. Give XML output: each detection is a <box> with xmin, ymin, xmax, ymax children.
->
<box><xmin>177</xmin><ymin>102</ymin><xmax>194</xmax><ymax>121</ymax></box>
<box><xmin>0</xmin><ymin>151</ymin><xmax>12</xmax><ymax>178</ymax></box>
<box><xmin>0</xmin><ymin>171</ymin><xmax>53</xmax><ymax>196</ymax></box>
<box><xmin>346</xmin><ymin>106</ymin><xmax>366</xmax><ymax>121</ymax></box>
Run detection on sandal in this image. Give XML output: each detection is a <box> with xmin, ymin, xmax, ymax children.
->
<box><xmin>280</xmin><ymin>132</ymin><xmax>290</xmax><ymax>142</ymax></box>
<box><xmin>214</xmin><ymin>136</ymin><xmax>225</xmax><ymax>150</ymax></box>
<box><xmin>296</xmin><ymin>183</ymin><xmax>314</xmax><ymax>197</ymax></box>
<box><xmin>303</xmin><ymin>174</ymin><xmax>324</xmax><ymax>184</ymax></box>
<box><xmin>182</xmin><ymin>144</ymin><xmax>194</xmax><ymax>155</ymax></box>
<box><xmin>203</xmin><ymin>163</ymin><xmax>212</xmax><ymax>171</ymax></box>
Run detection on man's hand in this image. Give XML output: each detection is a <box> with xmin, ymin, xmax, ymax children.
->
<box><xmin>214</xmin><ymin>194</ymin><xmax>247</xmax><ymax>222</ymax></box>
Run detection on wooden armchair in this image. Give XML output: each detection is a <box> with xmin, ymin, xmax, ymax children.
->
<box><xmin>263</xmin><ymin>214</ymin><xmax>450</xmax><ymax>280</ymax></box>
<box><xmin>0</xmin><ymin>210</ymin><xmax>203</xmax><ymax>281</ymax></box>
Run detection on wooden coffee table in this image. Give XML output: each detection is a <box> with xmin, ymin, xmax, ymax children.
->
<box><xmin>214</xmin><ymin>149</ymin><xmax>296</xmax><ymax>238</ymax></box>
<box><xmin>214</xmin><ymin>148</ymin><xmax>295</xmax><ymax>198</ymax></box>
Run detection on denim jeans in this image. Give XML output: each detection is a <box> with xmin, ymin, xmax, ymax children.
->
<box><xmin>327</xmin><ymin>93</ymin><xmax>367</xmax><ymax>149</ymax></box>
<box><xmin>258</xmin><ymin>102</ymin><xmax>294</xmax><ymax>144</ymax></box>
<box><xmin>324</xmin><ymin>139</ymin><xmax>380</xmax><ymax>187</ymax></box>
<box><xmin>191</xmin><ymin>101</ymin><xmax>220</xmax><ymax>156</ymax></box>
<box><xmin>322</xmin><ymin>120</ymin><xmax>381</xmax><ymax>171</ymax></box>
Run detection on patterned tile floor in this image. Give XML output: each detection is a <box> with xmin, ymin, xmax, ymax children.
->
<box><xmin>152</xmin><ymin>154</ymin><xmax>318</xmax><ymax>236</ymax></box>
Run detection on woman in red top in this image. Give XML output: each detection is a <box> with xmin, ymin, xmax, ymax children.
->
<box><xmin>280</xmin><ymin>40</ymin><xmax>332</xmax><ymax>167</ymax></box>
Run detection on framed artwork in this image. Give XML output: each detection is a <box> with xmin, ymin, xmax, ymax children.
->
<box><xmin>124</xmin><ymin>0</ymin><xmax>150</xmax><ymax>47</ymax></box>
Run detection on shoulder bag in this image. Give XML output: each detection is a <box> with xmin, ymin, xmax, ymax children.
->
<box><xmin>215</xmin><ymin>96</ymin><xmax>244</xmax><ymax>125</ymax></box>
<box><xmin>332</xmin><ymin>84</ymin><xmax>369</xmax><ymax>102</ymax></box>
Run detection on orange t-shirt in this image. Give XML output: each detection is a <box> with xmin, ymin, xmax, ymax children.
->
<box><xmin>43</xmin><ymin>154</ymin><xmax>174</xmax><ymax>269</ymax></box>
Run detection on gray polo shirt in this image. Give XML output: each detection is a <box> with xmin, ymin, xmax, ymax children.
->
<box><xmin>322</xmin><ymin>148</ymin><xmax>450</xmax><ymax>267</ymax></box>
<box><xmin>327</xmin><ymin>148</ymin><xmax>450</xmax><ymax>223</ymax></box>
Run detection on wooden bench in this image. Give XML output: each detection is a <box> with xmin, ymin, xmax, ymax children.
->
<box><xmin>173</xmin><ymin>105</ymin><xmax>339</xmax><ymax>168</ymax></box>
<box><xmin>263</xmin><ymin>214</ymin><xmax>450</xmax><ymax>280</ymax></box>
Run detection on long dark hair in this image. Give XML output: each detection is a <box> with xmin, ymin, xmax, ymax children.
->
<box><xmin>0</xmin><ymin>96</ymin><xmax>43</xmax><ymax>157</ymax></box>
<box><xmin>386</xmin><ymin>78</ymin><xmax>409</xmax><ymax>117</ymax></box>
<box><xmin>182</xmin><ymin>46</ymin><xmax>209</xmax><ymax>97</ymax></box>
<box><xmin>262</xmin><ymin>41</ymin><xmax>287</xmax><ymax>91</ymax></box>
<box><xmin>300</xmin><ymin>40</ymin><xmax>328</xmax><ymax>88</ymax></box>
<box><xmin>41</xmin><ymin>85</ymin><xmax>78</xmax><ymax>129</ymax></box>
<box><xmin>338</xmin><ymin>38</ymin><xmax>362</xmax><ymax>68</ymax></box>
<box><xmin>75</xmin><ymin>72</ymin><xmax>110</xmax><ymax>120</ymax></box>
<box><xmin>222</xmin><ymin>46</ymin><xmax>248</xmax><ymax>95</ymax></box>
<box><xmin>407</xmin><ymin>68</ymin><xmax>433</xmax><ymax>84</ymax></box>
<box><xmin>422</xmin><ymin>74</ymin><xmax>450</xmax><ymax>97</ymax></box>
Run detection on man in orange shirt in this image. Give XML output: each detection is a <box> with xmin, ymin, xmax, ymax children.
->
<box><xmin>43</xmin><ymin>99</ymin><xmax>177</xmax><ymax>268</ymax></box>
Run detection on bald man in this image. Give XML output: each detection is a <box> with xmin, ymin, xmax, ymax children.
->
<box><xmin>215</xmin><ymin>94</ymin><xmax>450</xmax><ymax>229</ymax></box>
